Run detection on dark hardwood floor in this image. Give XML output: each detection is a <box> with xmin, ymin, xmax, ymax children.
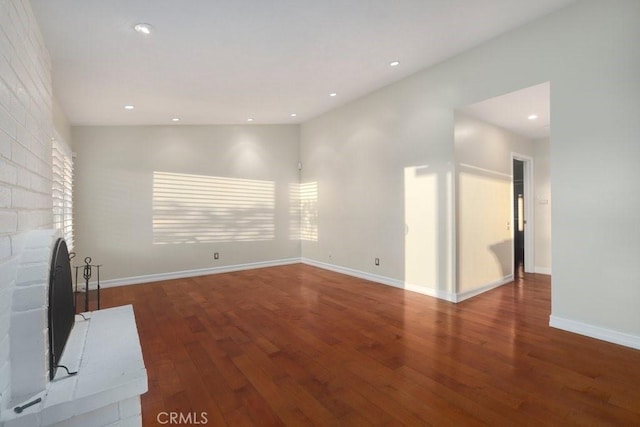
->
<box><xmin>100</xmin><ymin>264</ymin><xmax>640</xmax><ymax>426</ymax></box>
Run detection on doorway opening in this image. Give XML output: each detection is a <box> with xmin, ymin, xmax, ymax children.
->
<box><xmin>511</xmin><ymin>154</ymin><xmax>534</xmax><ymax>279</ymax></box>
<box><xmin>514</xmin><ymin>159</ymin><xmax>524</xmax><ymax>277</ymax></box>
<box><xmin>454</xmin><ymin>81</ymin><xmax>550</xmax><ymax>300</ymax></box>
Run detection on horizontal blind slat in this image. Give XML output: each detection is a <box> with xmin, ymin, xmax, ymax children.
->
<box><xmin>52</xmin><ymin>138</ymin><xmax>74</xmax><ymax>251</ymax></box>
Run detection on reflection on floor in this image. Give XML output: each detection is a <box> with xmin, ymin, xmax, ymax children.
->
<box><xmin>100</xmin><ymin>264</ymin><xmax>640</xmax><ymax>426</ymax></box>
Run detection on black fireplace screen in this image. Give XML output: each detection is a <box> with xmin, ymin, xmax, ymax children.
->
<box><xmin>48</xmin><ymin>238</ymin><xmax>75</xmax><ymax>380</ymax></box>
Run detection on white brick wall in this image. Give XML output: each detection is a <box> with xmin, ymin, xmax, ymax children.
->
<box><xmin>0</xmin><ymin>0</ymin><xmax>54</xmax><ymax>417</ymax></box>
<box><xmin>8</xmin><ymin>229</ymin><xmax>57</xmax><ymax>404</ymax></box>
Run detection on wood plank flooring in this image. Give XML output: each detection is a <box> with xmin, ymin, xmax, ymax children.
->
<box><xmin>99</xmin><ymin>264</ymin><xmax>640</xmax><ymax>426</ymax></box>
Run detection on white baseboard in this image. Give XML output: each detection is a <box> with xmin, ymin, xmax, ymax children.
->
<box><xmin>102</xmin><ymin>257</ymin><xmax>513</xmax><ymax>306</ymax></box>
<box><xmin>99</xmin><ymin>258</ymin><xmax>301</xmax><ymax>288</ymax></box>
<box><xmin>550</xmin><ymin>315</ymin><xmax>640</xmax><ymax>350</ymax></box>
<box><xmin>300</xmin><ymin>258</ymin><xmax>457</xmax><ymax>302</ymax></box>
<box><xmin>454</xmin><ymin>274</ymin><xmax>514</xmax><ymax>303</ymax></box>
<box><xmin>535</xmin><ymin>266</ymin><xmax>552</xmax><ymax>275</ymax></box>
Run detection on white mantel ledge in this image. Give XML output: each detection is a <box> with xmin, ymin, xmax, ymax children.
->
<box><xmin>1</xmin><ymin>305</ymin><xmax>148</xmax><ymax>427</ymax></box>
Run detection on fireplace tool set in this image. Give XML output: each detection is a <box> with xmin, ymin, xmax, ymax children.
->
<box><xmin>73</xmin><ymin>256</ymin><xmax>102</xmax><ymax>312</ymax></box>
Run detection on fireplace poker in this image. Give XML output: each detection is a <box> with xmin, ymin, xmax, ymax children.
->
<box><xmin>70</xmin><ymin>252</ymin><xmax>78</xmax><ymax>313</ymax></box>
<box><xmin>73</xmin><ymin>265</ymin><xmax>79</xmax><ymax>312</ymax></box>
<box><xmin>14</xmin><ymin>397</ymin><xmax>42</xmax><ymax>414</ymax></box>
<box><xmin>83</xmin><ymin>257</ymin><xmax>92</xmax><ymax>312</ymax></box>
<box><xmin>95</xmin><ymin>264</ymin><xmax>102</xmax><ymax>310</ymax></box>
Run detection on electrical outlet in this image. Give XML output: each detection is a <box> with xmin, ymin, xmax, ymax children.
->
<box><xmin>375</xmin><ymin>257</ymin><xmax>380</xmax><ymax>266</ymax></box>
<box><xmin>214</xmin><ymin>252</ymin><xmax>219</xmax><ymax>260</ymax></box>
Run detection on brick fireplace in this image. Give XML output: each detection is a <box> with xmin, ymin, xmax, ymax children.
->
<box><xmin>0</xmin><ymin>230</ymin><xmax>148</xmax><ymax>427</ymax></box>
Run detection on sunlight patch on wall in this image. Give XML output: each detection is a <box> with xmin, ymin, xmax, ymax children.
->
<box><xmin>457</xmin><ymin>167</ymin><xmax>512</xmax><ymax>291</ymax></box>
<box><xmin>289</xmin><ymin>182</ymin><xmax>318</xmax><ymax>241</ymax></box>
<box><xmin>153</xmin><ymin>171</ymin><xmax>275</xmax><ymax>244</ymax></box>
<box><xmin>404</xmin><ymin>166</ymin><xmax>438</xmax><ymax>288</ymax></box>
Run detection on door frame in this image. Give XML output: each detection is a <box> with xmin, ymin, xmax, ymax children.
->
<box><xmin>511</xmin><ymin>153</ymin><xmax>535</xmax><ymax>274</ymax></box>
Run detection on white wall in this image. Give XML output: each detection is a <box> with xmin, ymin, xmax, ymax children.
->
<box><xmin>454</xmin><ymin>112</ymin><xmax>535</xmax><ymax>294</ymax></box>
<box><xmin>52</xmin><ymin>97</ymin><xmax>71</xmax><ymax>145</ymax></box>
<box><xmin>300</xmin><ymin>95</ymin><xmax>452</xmax><ymax>294</ymax></box>
<box><xmin>534</xmin><ymin>137</ymin><xmax>551</xmax><ymax>274</ymax></box>
<box><xmin>72</xmin><ymin>125</ymin><xmax>300</xmax><ymax>283</ymax></box>
<box><xmin>301</xmin><ymin>0</ymin><xmax>640</xmax><ymax>346</ymax></box>
<box><xmin>0</xmin><ymin>0</ymin><xmax>54</xmax><ymax>414</ymax></box>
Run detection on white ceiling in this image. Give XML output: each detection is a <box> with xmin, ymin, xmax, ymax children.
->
<box><xmin>458</xmin><ymin>82</ymin><xmax>550</xmax><ymax>139</ymax></box>
<box><xmin>30</xmin><ymin>0</ymin><xmax>573</xmax><ymax>126</ymax></box>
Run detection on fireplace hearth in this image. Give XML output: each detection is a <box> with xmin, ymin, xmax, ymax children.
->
<box><xmin>0</xmin><ymin>230</ymin><xmax>147</xmax><ymax>427</ymax></box>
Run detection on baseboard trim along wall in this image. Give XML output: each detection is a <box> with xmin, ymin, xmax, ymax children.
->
<box><xmin>102</xmin><ymin>256</ymin><xmax>514</xmax><ymax>305</ymax></box>
<box><xmin>535</xmin><ymin>266</ymin><xmax>552</xmax><ymax>275</ymax></box>
<box><xmin>301</xmin><ymin>258</ymin><xmax>515</xmax><ymax>303</ymax></box>
<box><xmin>301</xmin><ymin>258</ymin><xmax>457</xmax><ymax>302</ymax></box>
<box><xmin>550</xmin><ymin>315</ymin><xmax>640</xmax><ymax>350</ymax></box>
<box><xmin>455</xmin><ymin>274</ymin><xmax>514</xmax><ymax>303</ymax></box>
<box><xmin>100</xmin><ymin>258</ymin><xmax>301</xmax><ymax>288</ymax></box>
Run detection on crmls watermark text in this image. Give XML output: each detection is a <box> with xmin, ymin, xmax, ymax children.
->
<box><xmin>157</xmin><ymin>412</ymin><xmax>209</xmax><ymax>425</ymax></box>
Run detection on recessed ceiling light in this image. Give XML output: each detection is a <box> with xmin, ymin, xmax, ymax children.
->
<box><xmin>171</xmin><ymin>118</ymin><xmax>180</xmax><ymax>122</ymax></box>
<box><xmin>528</xmin><ymin>114</ymin><xmax>538</xmax><ymax>120</ymax></box>
<box><xmin>329</xmin><ymin>93</ymin><xmax>337</xmax><ymax>97</ymax></box>
<box><xmin>390</xmin><ymin>61</ymin><xmax>400</xmax><ymax>67</ymax></box>
<box><xmin>124</xmin><ymin>105</ymin><xmax>135</xmax><ymax>110</ymax></box>
<box><xmin>247</xmin><ymin>118</ymin><xmax>254</xmax><ymax>122</ymax></box>
<box><xmin>290</xmin><ymin>113</ymin><xmax>297</xmax><ymax>117</ymax></box>
<box><xmin>134</xmin><ymin>23</ymin><xmax>153</xmax><ymax>35</ymax></box>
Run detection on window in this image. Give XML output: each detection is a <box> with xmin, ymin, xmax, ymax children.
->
<box><xmin>52</xmin><ymin>137</ymin><xmax>74</xmax><ymax>251</ymax></box>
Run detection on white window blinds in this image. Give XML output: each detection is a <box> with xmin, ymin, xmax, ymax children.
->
<box><xmin>52</xmin><ymin>137</ymin><xmax>74</xmax><ymax>251</ymax></box>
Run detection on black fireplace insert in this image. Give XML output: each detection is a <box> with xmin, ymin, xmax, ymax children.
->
<box><xmin>48</xmin><ymin>238</ymin><xmax>75</xmax><ymax>380</ymax></box>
